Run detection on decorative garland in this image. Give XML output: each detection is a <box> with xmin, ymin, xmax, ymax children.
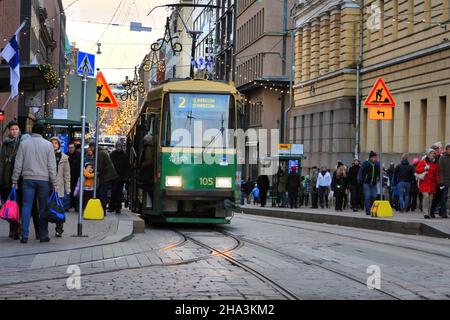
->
<box><xmin>38</xmin><ymin>64</ymin><xmax>58</xmax><ymax>89</ymax></box>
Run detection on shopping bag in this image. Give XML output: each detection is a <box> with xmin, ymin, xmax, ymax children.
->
<box><xmin>0</xmin><ymin>187</ymin><xmax>20</xmax><ymax>223</ymax></box>
<box><xmin>44</xmin><ymin>192</ymin><xmax>66</xmax><ymax>223</ymax></box>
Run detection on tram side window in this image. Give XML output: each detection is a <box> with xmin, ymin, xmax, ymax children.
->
<box><xmin>162</xmin><ymin>94</ymin><xmax>171</xmax><ymax>147</ymax></box>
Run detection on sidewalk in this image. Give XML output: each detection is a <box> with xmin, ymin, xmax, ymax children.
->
<box><xmin>0</xmin><ymin>209</ymin><xmax>135</xmax><ymax>260</ymax></box>
<box><xmin>237</xmin><ymin>204</ymin><xmax>450</xmax><ymax>239</ymax></box>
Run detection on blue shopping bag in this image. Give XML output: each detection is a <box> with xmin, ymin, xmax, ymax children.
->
<box><xmin>44</xmin><ymin>192</ymin><xmax>66</xmax><ymax>223</ymax></box>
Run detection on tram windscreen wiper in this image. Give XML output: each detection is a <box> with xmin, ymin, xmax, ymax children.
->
<box><xmin>185</xmin><ymin>109</ymin><xmax>197</xmax><ymax>128</ymax></box>
<box><xmin>203</xmin><ymin>113</ymin><xmax>225</xmax><ymax>155</ymax></box>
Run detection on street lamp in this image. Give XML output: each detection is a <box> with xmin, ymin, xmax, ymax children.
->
<box><xmin>96</xmin><ymin>43</ymin><xmax>102</xmax><ymax>55</ymax></box>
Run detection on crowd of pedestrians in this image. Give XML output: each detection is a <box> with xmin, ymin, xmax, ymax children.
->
<box><xmin>0</xmin><ymin>121</ymin><xmax>128</xmax><ymax>244</ymax></box>
<box><xmin>241</xmin><ymin>144</ymin><xmax>450</xmax><ymax>220</ymax></box>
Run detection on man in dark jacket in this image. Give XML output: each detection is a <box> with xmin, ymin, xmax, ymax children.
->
<box><xmin>309</xmin><ymin>166</ymin><xmax>319</xmax><ymax>208</ymax></box>
<box><xmin>348</xmin><ymin>159</ymin><xmax>363</xmax><ymax>212</ymax></box>
<box><xmin>287</xmin><ymin>166</ymin><xmax>300</xmax><ymax>208</ymax></box>
<box><xmin>358</xmin><ymin>151</ymin><xmax>380</xmax><ymax>216</ymax></box>
<box><xmin>109</xmin><ymin>141</ymin><xmax>129</xmax><ymax>214</ymax></box>
<box><xmin>394</xmin><ymin>154</ymin><xmax>415</xmax><ymax>212</ymax></box>
<box><xmin>0</xmin><ymin>121</ymin><xmax>34</xmax><ymax>239</ymax></box>
<box><xmin>437</xmin><ymin>145</ymin><xmax>450</xmax><ymax>218</ymax></box>
<box><xmin>256</xmin><ymin>175</ymin><xmax>269</xmax><ymax>207</ymax></box>
<box><xmin>89</xmin><ymin>142</ymin><xmax>118</xmax><ymax>212</ymax></box>
<box><xmin>67</xmin><ymin>142</ymin><xmax>81</xmax><ymax>211</ymax></box>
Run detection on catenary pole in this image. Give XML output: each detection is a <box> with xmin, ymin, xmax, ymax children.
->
<box><xmin>77</xmin><ymin>73</ymin><xmax>87</xmax><ymax>236</ymax></box>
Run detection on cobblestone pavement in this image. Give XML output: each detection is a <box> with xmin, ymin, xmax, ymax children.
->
<box><xmin>0</xmin><ymin>212</ymin><xmax>449</xmax><ymax>300</ymax></box>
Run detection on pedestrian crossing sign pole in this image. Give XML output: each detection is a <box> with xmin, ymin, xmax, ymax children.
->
<box><xmin>74</xmin><ymin>51</ymin><xmax>95</xmax><ymax>237</ymax></box>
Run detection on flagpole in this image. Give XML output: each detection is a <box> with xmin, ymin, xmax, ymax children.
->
<box><xmin>1</xmin><ymin>96</ymin><xmax>11</xmax><ymax>112</ymax></box>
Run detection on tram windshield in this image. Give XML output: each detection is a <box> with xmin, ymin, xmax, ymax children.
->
<box><xmin>162</xmin><ymin>93</ymin><xmax>234</xmax><ymax>148</ymax></box>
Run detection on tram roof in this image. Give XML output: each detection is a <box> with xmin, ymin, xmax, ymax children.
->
<box><xmin>148</xmin><ymin>79</ymin><xmax>239</xmax><ymax>98</ymax></box>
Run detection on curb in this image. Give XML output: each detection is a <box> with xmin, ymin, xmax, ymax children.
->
<box><xmin>238</xmin><ymin>207</ymin><xmax>450</xmax><ymax>239</ymax></box>
<box><xmin>123</xmin><ymin>210</ymin><xmax>146</xmax><ymax>234</ymax></box>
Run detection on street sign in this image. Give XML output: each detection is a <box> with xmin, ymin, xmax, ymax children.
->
<box><xmin>278</xmin><ymin>144</ymin><xmax>291</xmax><ymax>155</ymax></box>
<box><xmin>364</xmin><ymin>77</ymin><xmax>396</xmax><ymax>107</ymax></box>
<box><xmin>96</xmin><ymin>71</ymin><xmax>118</xmax><ymax>108</ymax></box>
<box><xmin>77</xmin><ymin>51</ymin><xmax>95</xmax><ymax>78</ymax></box>
<box><xmin>369</xmin><ymin>107</ymin><xmax>393</xmax><ymax>120</ymax></box>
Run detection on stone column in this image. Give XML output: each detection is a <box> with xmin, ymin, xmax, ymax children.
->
<box><xmin>310</xmin><ymin>18</ymin><xmax>320</xmax><ymax>79</ymax></box>
<box><xmin>339</xmin><ymin>4</ymin><xmax>359</xmax><ymax>68</ymax></box>
<box><xmin>294</xmin><ymin>28</ymin><xmax>302</xmax><ymax>84</ymax></box>
<box><xmin>319</xmin><ymin>12</ymin><xmax>330</xmax><ymax>75</ymax></box>
<box><xmin>329</xmin><ymin>6</ymin><xmax>341</xmax><ymax>72</ymax></box>
<box><xmin>301</xmin><ymin>24</ymin><xmax>311</xmax><ymax>82</ymax></box>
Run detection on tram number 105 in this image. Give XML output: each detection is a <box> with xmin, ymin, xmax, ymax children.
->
<box><xmin>199</xmin><ymin>178</ymin><xmax>214</xmax><ymax>186</ymax></box>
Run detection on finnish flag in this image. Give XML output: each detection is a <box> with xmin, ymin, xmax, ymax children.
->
<box><xmin>0</xmin><ymin>20</ymin><xmax>27</xmax><ymax>99</ymax></box>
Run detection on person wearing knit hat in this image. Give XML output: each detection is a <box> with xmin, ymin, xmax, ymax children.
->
<box><xmin>358</xmin><ymin>151</ymin><xmax>380</xmax><ymax>215</ymax></box>
<box><xmin>50</xmin><ymin>136</ymin><xmax>71</xmax><ymax>237</ymax></box>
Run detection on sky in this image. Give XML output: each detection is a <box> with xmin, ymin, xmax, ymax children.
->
<box><xmin>63</xmin><ymin>0</ymin><xmax>173</xmax><ymax>83</ymax></box>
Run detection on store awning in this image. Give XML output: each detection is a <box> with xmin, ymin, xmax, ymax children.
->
<box><xmin>36</xmin><ymin>118</ymin><xmax>88</xmax><ymax>127</ymax></box>
<box><xmin>0</xmin><ymin>65</ymin><xmax>51</xmax><ymax>92</ymax></box>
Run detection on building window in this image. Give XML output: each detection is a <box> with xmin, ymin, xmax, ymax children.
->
<box><xmin>292</xmin><ymin>116</ymin><xmax>297</xmax><ymax>143</ymax></box>
<box><xmin>439</xmin><ymin>96</ymin><xmax>447</xmax><ymax>144</ymax></box>
<box><xmin>404</xmin><ymin>102</ymin><xmax>410</xmax><ymax>153</ymax></box>
<box><xmin>329</xmin><ymin>110</ymin><xmax>334</xmax><ymax>153</ymax></box>
<box><xmin>421</xmin><ymin>99</ymin><xmax>427</xmax><ymax>152</ymax></box>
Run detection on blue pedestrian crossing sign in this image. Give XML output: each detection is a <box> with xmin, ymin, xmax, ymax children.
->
<box><xmin>77</xmin><ymin>51</ymin><xmax>95</xmax><ymax>77</ymax></box>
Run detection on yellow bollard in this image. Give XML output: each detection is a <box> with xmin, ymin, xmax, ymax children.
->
<box><xmin>370</xmin><ymin>200</ymin><xmax>394</xmax><ymax>218</ymax></box>
<box><xmin>83</xmin><ymin>198</ymin><xmax>104</xmax><ymax>220</ymax></box>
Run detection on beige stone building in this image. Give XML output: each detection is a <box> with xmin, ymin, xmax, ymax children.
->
<box><xmin>291</xmin><ymin>0</ymin><xmax>361</xmax><ymax>170</ymax></box>
<box><xmin>360</xmin><ymin>0</ymin><xmax>450</xmax><ymax>163</ymax></box>
<box><xmin>291</xmin><ymin>0</ymin><xmax>450</xmax><ymax>170</ymax></box>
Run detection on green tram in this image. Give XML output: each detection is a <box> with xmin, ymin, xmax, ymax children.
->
<box><xmin>126</xmin><ymin>79</ymin><xmax>241</xmax><ymax>224</ymax></box>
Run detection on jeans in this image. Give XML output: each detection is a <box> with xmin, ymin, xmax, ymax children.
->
<box><xmin>397</xmin><ymin>182</ymin><xmax>411</xmax><ymax>211</ymax></box>
<box><xmin>240</xmin><ymin>191</ymin><xmax>247</xmax><ymax>205</ymax></box>
<box><xmin>280</xmin><ymin>192</ymin><xmax>288</xmax><ymax>207</ymax></box>
<box><xmin>22</xmin><ymin>180</ymin><xmax>51</xmax><ymax>239</ymax></box>
<box><xmin>363</xmin><ymin>183</ymin><xmax>378</xmax><ymax>215</ymax></box>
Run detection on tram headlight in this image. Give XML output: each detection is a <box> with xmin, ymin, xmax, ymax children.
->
<box><xmin>216</xmin><ymin>177</ymin><xmax>232</xmax><ymax>189</ymax></box>
<box><xmin>165</xmin><ymin>176</ymin><xmax>183</xmax><ymax>188</ymax></box>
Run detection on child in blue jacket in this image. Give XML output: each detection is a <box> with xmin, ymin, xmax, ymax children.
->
<box><xmin>251</xmin><ymin>184</ymin><xmax>260</xmax><ymax>205</ymax></box>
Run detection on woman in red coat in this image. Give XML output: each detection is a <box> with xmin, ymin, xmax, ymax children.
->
<box><xmin>416</xmin><ymin>149</ymin><xmax>440</xmax><ymax>218</ymax></box>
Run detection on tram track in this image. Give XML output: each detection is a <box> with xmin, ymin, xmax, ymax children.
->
<box><xmin>235</xmin><ymin>214</ymin><xmax>450</xmax><ymax>260</ymax></box>
<box><xmin>174</xmin><ymin>229</ymin><xmax>302</xmax><ymax>301</ymax></box>
<box><xmin>214</xmin><ymin>227</ymin><xmax>408</xmax><ymax>300</ymax></box>
<box><xmin>0</xmin><ymin>229</ymin><xmax>245</xmax><ymax>290</ymax></box>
